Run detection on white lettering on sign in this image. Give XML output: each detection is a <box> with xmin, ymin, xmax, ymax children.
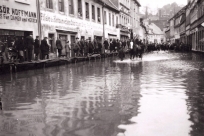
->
<box><xmin>0</xmin><ymin>5</ymin><xmax>37</xmax><ymax>23</ymax></box>
<box><xmin>41</xmin><ymin>12</ymin><xmax>103</xmax><ymax>30</ymax></box>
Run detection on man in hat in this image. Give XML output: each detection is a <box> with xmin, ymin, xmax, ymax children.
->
<box><xmin>73</xmin><ymin>37</ymin><xmax>81</xmax><ymax>57</ymax></box>
<box><xmin>41</xmin><ymin>37</ymin><xmax>49</xmax><ymax>60</ymax></box>
<box><xmin>56</xmin><ymin>37</ymin><xmax>63</xmax><ymax>57</ymax></box>
<box><xmin>25</xmin><ymin>33</ymin><xmax>34</xmax><ymax>62</ymax></box>
<box><xmin>65</xmin><ymin>40</ymin><xmax>71</xmax><ymax>59</ymax></box>
<box><xmin>34</xmin><ymin>36</ymin><xmax>40</xmax><ymax>60</ymax></box>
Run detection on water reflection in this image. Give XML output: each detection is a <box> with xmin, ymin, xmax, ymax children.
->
<box><xmin>0</xmin><ymin>52</ymin><xmax>204</xmax><ymax>136</ymax></box>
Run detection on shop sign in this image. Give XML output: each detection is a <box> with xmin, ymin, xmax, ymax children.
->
<box><xmin>41</xmin><ymin>11</ymin><xmax>102</xmax><ymax>30</ymax></box>
<box><xmin>0</xmin><ymin>5</ymin><xmax>37</xmax><ymax>23</ymax></box>
<box><xmin>42</xmin><ymin>24</ymin><xmax>79</xmax><ymax>33</ymax></box>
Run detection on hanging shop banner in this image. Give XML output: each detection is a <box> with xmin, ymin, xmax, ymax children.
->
<box><xmin>0</xmin><ymin>5</ymin><xmax>37</xmax><ymax>23</ymax></box>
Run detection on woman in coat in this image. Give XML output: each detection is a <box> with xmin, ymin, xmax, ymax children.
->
<box><xmin>41</xmin><ymin>37</ymin><xmax>49</xmax><ymax>60</ymax></box>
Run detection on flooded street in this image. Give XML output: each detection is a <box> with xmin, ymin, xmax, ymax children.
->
<box><xmin>1</xmin><ymin>51</ymin><xmax>204</xmax><ymax>136</ymax></box>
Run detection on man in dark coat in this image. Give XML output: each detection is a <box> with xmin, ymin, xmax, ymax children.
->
<box><xmin>25</xmin><ymin>33</ymin><xmax>34</xmax><ymax>62</ymax></box>
<box><xmin>56</xmin><ymin>37</ymin><xmax>63</xmax><ymax>57</ymax></box>
<box><xmin>34</xmin><ymin>36</ymin><xmax>40</xmax><ymax>60</ymax></box>
<box><xmin>41</xmin><ymin>37</ymin><xmax>49</xmax><ymax>60</ymax></box>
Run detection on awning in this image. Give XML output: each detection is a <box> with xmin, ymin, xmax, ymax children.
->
<box><xmin>120</xmin><ymin>32</ymin><xmax>129</xmax><ymax>37</ymax></box>
<box><xmin>56</xmin><ymin>28</ymin><xmax>78</xmax><ymax>34</ymax></box>
<box><xmin>108</xmin><ymin>34</ymin><xmax>117</xmax><ymax>39</ymax></box>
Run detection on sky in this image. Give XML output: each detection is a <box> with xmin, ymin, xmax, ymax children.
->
<box><xmin>139</xmin><ymin>0</ymin><xmax>187</xmax><ymax>14</ymax></box>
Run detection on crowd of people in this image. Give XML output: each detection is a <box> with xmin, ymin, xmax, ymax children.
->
<box><xmin>0</xmin><ymin>34</ymin><xmax>133</xmax><ymax>64</ymax></box>
<box><xmin>0</xmin><ymin>34</ymin><xmax>193</xmax><ymax>64</ymax></box>
<box><xmin>146</xmin><ymin>42</ymin><xmax>192</xmax><ymax>52</ymax></box>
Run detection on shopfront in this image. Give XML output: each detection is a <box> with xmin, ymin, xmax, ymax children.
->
<box><xmin>40</xmin><ymin>10</ymin><xmax>105</xmax><ymax>54</ymax></box>
<box><xmin>0</xmin><ymin>0</ymin><xmax>38</xmax><ymax>43</ymax></box>
<box><xmin>120</xmin><ymin>31</ymin><xmax>129</xmax><ymax>41</ymax></box>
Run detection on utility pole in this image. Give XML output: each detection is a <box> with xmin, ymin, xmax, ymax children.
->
<box><xmin>101</xmin><ymin>0</ymin><xmax>106</xmax><ymax>54</ymax></box>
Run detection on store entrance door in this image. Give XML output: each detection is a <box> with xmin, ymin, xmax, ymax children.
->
<box><xmin>59</xmin><ymin>34</ymin><xmax>67</xmax><ymax>56</ymax></box>
<box><xmin>70</xmin><ymin>35</ymin><xmax>75</xmax><ymax>57</ymax></box>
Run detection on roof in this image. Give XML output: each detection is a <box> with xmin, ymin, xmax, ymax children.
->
<box><xmin>101</xmin><ymin>0</ymin><xmax>119</xmax><ymax>12</ymax></box>
<box><xmin>148</xmin><ymin>23</ymin><xmax>165</xmax><ymax>35</ymax></box>
<box><xmin>133</xmin><ymin>0</ymin><xmax>141</xmax><ymax>7</ymax></box>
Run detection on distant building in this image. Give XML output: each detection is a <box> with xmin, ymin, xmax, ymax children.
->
<box><xmin>144</xmin><ymin>20</ymin><xmax>166</xmax><ymax>44</ymax></box>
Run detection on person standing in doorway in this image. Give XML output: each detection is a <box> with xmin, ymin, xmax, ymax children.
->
<box><xmin>34</xmin><ymin>36</ymin><xmax>40</xmax><ymax>61</ymax></box>
<box><xmin>65</xmin><ymin>41</ymin><xmax>71</xmax><ymax>59</ymax></box>
<box><xmin>25</xmin><ymin>33</ymin><xmax>34</xmax><ymax>62</ymax></box>
<box><xmin>41</xmin><ymin>37</ymin><xmax>49</xmax><ymax>60</ymax></box>
<box><xmin>56</xmin><ymin>37</ymin><xmax>63</xmax><ymax>57</ymax></box>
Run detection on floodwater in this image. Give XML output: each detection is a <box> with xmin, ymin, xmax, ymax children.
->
<box><xmin>0</xmin><ymin>51</ymin><xmax>204</xmax><ymax>136</ymax></box>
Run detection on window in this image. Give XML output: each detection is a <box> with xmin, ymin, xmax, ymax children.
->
<box><xmin>116</xmin><ymin>16</ymin><xmax>118</xmax><ymax>25</ymax></box>
<box><xmin>109</xmin><ymin>13</ymin><xmax>111</xmax><ymax>26</ymax></box>
<box><xmin>58</xmin><ymin>0</ymin><xmax>64</xmax><ymax>12</ymax></box>
<box><xmin>85</xmin><ymin>2</ymin><xmax>89</xmax><ymax>19</ymax></box>
<box><xmin>69</xmin><ymin>0</ymin><xmax>74</xmax><ymax>14</ymax></box>
<box><xmin>92</xmin><ymin>5</ymin><xmax>95</xmax><ymax>20</ymax></box>
<box><xmin>97</xmin><ymin>7</ymin><xmax>101</xmax><ymax>22</ymax></box>
<box><xmin>112</xmin><ymin>14</ymin><xmax>114</xmax><ymax>26</ymax></box>
<box><xmin>104</xmin><ymin>11</ymin><xmax>107</xmax><ymax>24</ymax></box>
<box><xmin>78</xmin><ymin>0</ymin><xmax>82</xmax><ymax>17</ymax></box>
<box><xmin>46</xmin><ymin>0</ymin><xmax>53</xmax><ymax>9</ymax></box>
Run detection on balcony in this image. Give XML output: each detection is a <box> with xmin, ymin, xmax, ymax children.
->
<box><xmin>116</xmin><ymin>24</ymin><xmax>129</xmax><ymax>32</ymax></box>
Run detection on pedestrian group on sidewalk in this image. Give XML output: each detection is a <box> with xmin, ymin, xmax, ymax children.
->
<box><xmin>0</xmin><ymin>33</ymin><xmax>192</xmax><ymax>64</ymax></box>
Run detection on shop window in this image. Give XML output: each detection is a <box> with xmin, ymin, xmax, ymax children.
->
<box><xmin>104</xmin><ymin>11</ymin><xmax>107</xmax><ymax>24</ymax></box>
<box><xmin>109</xmin><ymin>13</ymin><xmax>111</xmax><ymax>26</ymax></box>
<box><xmin>59</xmin><ymin>0</ymin><xmax>64</xmax><ymax>12</ymax></box>
<box><xmin>69</xmin><ymin>0</ymin><xmax>74</xmax><ymax>15</ymax></box>
<box><xmin>92</xmin><ymin>5</ymin><xmax>95</xmax><ymax>20</ymax></box>
<box><xmin>78</xmin><ymin>0</ymin><xmax>82</xmax><ymax>17</ymax></box>
<box><xmin>97</xmin><ymin>7</ymin><xmax>101</xmax><ymax>23</ymax></box>
<box><xmin>85</xmin><ymin>2</ymin><xmax>89</xmax><ymax>19</ymax></box>
<box><xmin>46</xmin><ymin>0</ymin><xmax>53</xmax><ymax>9</ymax></box>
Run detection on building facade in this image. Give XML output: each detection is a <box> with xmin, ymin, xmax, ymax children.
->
<box><xmin>117</xmin><ymin>0</ymin><xmax>131</xmax><ymax>40</ymax></box>
<box><xmin>130</xmin><ymin>0</ymin><xmax>141</xmax><ymax>37</ymax></box>
<box><xmin>40</xmin><ymin>0</ymin><xmax>120</xmax><ymax>54</ymax></box>
<box><xmin>0</xmin><ymin>0</ymin><xmax>39</xmax><ymax>42</ymax></box>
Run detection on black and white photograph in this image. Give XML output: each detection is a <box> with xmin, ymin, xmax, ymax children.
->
<box><xmin>0</xmin><ymin>0</ymin><xmax>203</xmax><ymax>136</ymax></box>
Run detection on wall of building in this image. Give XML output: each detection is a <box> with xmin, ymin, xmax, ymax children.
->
<box><xmin>130</xmin><ymin>0</ymin><xmax>140</xmax><ymax>37</ymax></box>
<box><xmin>0</xmin><ymin>0</ymin><xmax>38</xmax><ymax>38</ymax></box>
<box><xmin>40</xmin><ymin>0</ymin><xmax>120</xmax><ymax>51</ymax></box>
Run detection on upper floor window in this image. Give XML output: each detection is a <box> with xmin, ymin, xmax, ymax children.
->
<box><xmin>116</xmin><ymin>16</ymin><xmax>118</xmax><ymax>25</ymax></box>
<box><xmin>92</xmin><ymin>5</ymin><xmax>95</xmax><ymax>20</ymax></box>
<box><xmin>97</xmin><ymin>7</ymin><xmax>101</xmax><ymax>23</ymax></box>
<box><xmin>112</xmin><ymin>14</ymin><xmax>114</xmax><ymax>26</ymax></box>
<box><xmin>46</xmin><ymin>0</ymin><xmax>53</xmax><ymax>9</ymax></box>
<box><xmin>59</xmin><ymin>0</ymin><xmax>64</xmax><ymax>12</ymax></box>
<box><xmin>104</xmin><ymin>11</ymin><xmax>107</xmax><ymax>24</ymax></box>
<box><xmin>78</xmin><ymin>0</ymin><xmax>82</xmax><ymax>17</ymax></box>
<box><xmin>69</xmin><ymin>0</ymin><xmax>74</xmax><ymax>15</ymax></box>
<box><xmin>109</xmin><ymin>13</ymin><xmax>111</xmax><ymax>26</ymax></box>
<box><xmin>85</xmin><ymin>2</ymin><xmax>89</xmax><ymax>19</ymax></box>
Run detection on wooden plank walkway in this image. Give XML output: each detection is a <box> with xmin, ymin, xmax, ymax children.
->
<box><xmin>0</xmin><ymin>52</ymin><xmax>119</xmax><ymax>74</ymax></box>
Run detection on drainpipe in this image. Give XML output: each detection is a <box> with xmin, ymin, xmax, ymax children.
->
<box><xmin>37</xmin><ymin>0</ymin><xmax>42</xmax><ymax>42</ymax></box>
<box><xmin>36</xmin><ymin>0</ymin><xmax>42</xmax><ymax>59</ymax></box>
<box><xmin>102</xmin><ymin>2</ymin><xmax>105</xmax><ymax>54</ymax></box>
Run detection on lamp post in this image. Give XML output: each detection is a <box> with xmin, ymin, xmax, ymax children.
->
<box><xmin>101</xmin><ymin>1</ymin><xmax>106</xmax><ymax>54</ymax></box>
